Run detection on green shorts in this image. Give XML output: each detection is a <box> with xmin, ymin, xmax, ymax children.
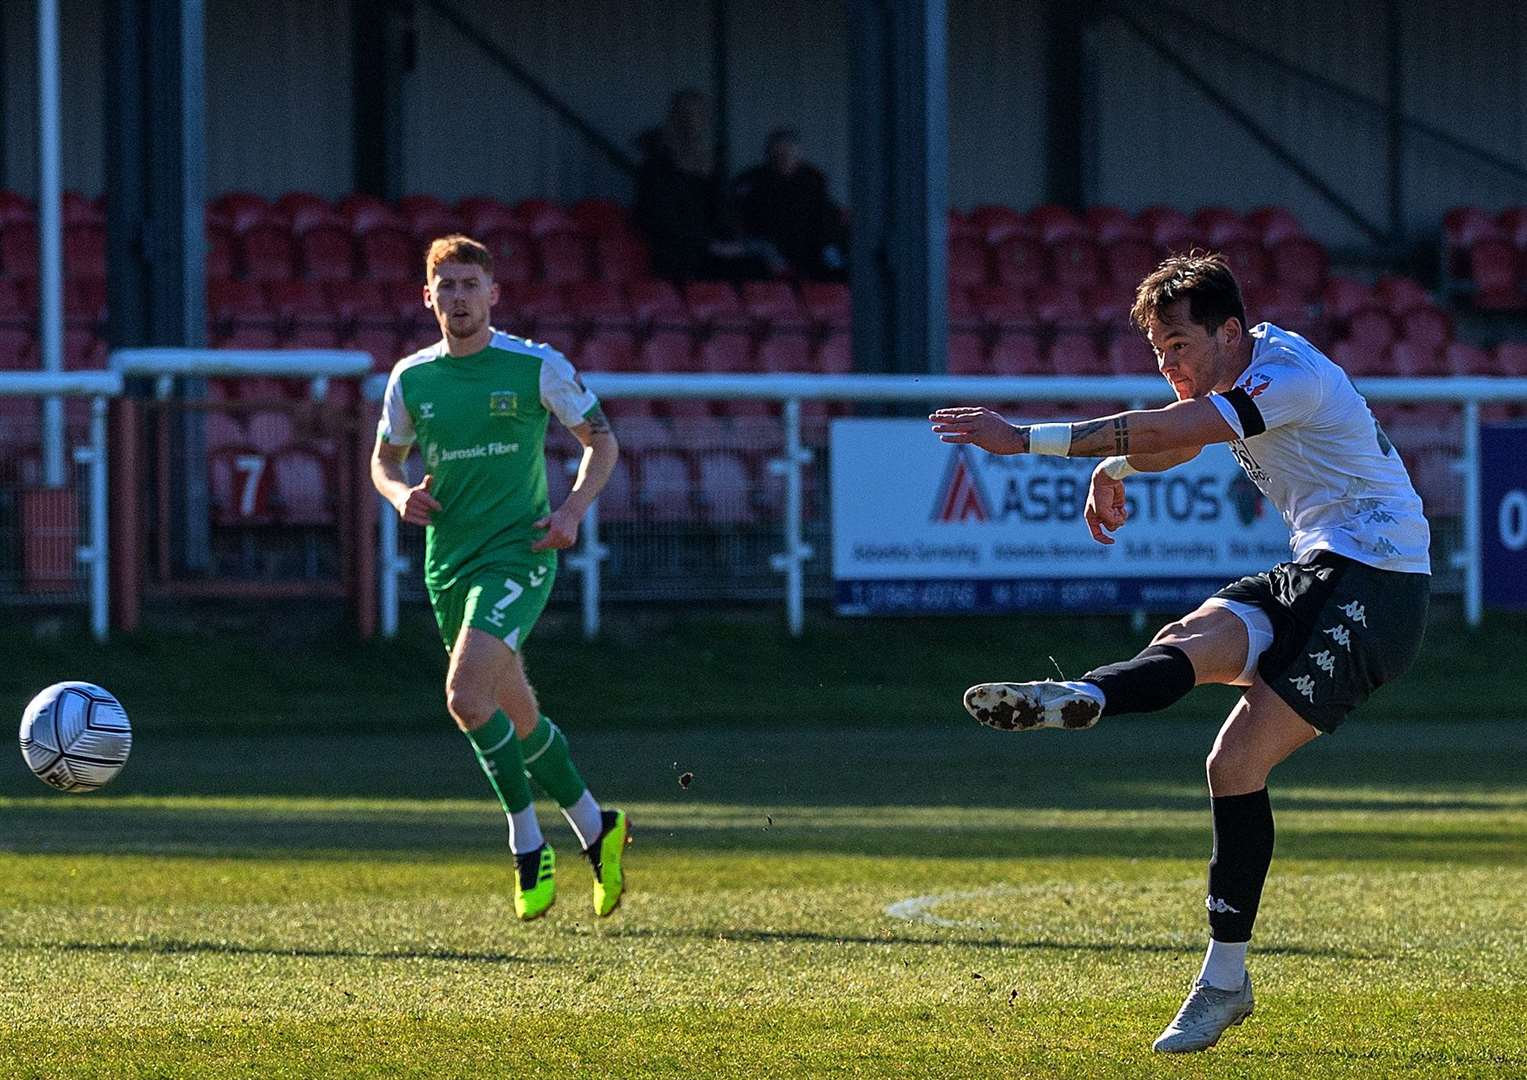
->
<box><xmin>429</xmin><ymin>553</ymin><xmax>557</xmax><ymax>653</ymax></box>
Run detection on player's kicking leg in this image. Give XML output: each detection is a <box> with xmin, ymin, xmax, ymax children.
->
<box><xmin>1154</xmin><ymin>679</ymin><xmax>1317</xmax><ymax>1052</ymax></box>
<box><xmin>963</xmin><ymin>602</ymin><xmax>1258</xmax><ymax>732</ymax></box>
<box><xmin>498</xmin><ymin>651</ymin><xmax>630</xmax><ymax>917</ymax></box>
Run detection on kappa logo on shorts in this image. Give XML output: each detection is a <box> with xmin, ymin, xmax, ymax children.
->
<box><xmin>1289</xmin><ymin>674</ymin><xmax>1317</xmax><ymax>702</ymax></box>
<box><xmin>419</xmin><ymin>402</ymin><xmax>435</xmax><ymax>419</ymax></box>
<box><xmin>1309</xmin><ymin>649</ymin><xmax>1336</xmax><ymax>675</ymax></box>
<box><xmin>1339</xmin><ymin>600</ymin><xmax>1369</xmax><ymax>626</ymax></box>
<box><xmin>1324</xmin><ymin>624</ymin><xmax>1352</xmax><ymax>649</ymax></box>
<box><xmin>1206</xmin><ymin>895</ymin><xmax>1242</xmax><ymax>914</ymax></box>
<box><xmin>528</xmin><ymin>566</ymin><xmax>548</xmax><ymax>588</ymax></box>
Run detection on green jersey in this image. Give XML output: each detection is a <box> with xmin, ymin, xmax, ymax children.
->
<box><xmin>378</xmin><ymin>330</ymin><xmax>599</xmax><ymax>591</ymax></box>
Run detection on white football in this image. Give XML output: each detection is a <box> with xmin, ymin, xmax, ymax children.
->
<box><xmin>19</xmin><ymin>681</ymin><xmax>132</xmax><ymax>792</ymax></box>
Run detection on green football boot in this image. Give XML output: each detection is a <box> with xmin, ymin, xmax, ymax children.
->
<box><xmin>513</xmin><ymin>844</ymin><xmax>556</xmax><ymax>921</ymax></box>
<box><xmin>587</xmin><ymin>809</ymin><xmax>630</xmax><ymax>917</ymax></box>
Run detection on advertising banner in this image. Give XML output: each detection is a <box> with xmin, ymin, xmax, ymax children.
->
<box><xmin>1481</xmin><ymin>424</ymin><xmax>1527</xmax><ymax>610</ymax></box>
<box><xmin>831</xmin><ymin>419</ymin><xmax>1293</xmax><ymax>614</ymax></box>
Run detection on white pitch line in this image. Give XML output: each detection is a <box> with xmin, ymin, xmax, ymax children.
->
<box><xmin>883</xmin><ymin>885</ymin><xmax>1020</xmax><ymax>928</ymax></box>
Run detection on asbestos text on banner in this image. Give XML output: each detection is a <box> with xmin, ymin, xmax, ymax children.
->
<box><xmin>831</xmin><ymin>419</ymin><xmax>1293</xmax><ymax>615</ymax></box>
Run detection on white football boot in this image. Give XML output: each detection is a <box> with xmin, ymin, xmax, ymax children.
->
<box><xmin>1151</xmin><ymin>974</ymin><xmax>1255</xmax><ymax>1053</ymax></box>
<box><xmin>962</xmin><ymin>680</ymin><xmax>1103</xmax><ymax>732</ymax></box>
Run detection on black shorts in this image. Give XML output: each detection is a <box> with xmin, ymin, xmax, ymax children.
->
<box><xmin>1213</xmin><ymin>551</ymin><xmax>1429</xmax><ymax>733</ymax></box>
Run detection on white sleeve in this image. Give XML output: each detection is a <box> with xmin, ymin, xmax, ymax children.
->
<box><xmin>539</xmin><ymin>349</ymin><xmax>600</xmax><ymax>429</ymax></box>
<box><xmin>377</xmin><ymin>366</ymin><xmax>415</xmax><ymax>446</ymax></box>
<box><xmin>1210</xmin><ymin>354</ymin><xmax>1323</xmax><ymax>439</ymax></box>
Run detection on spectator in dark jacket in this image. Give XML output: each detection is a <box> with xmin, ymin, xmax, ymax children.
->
<box><xmin>634</xmin><ymin>90</ymin><xmax>770</xmax><ymax>282</ymax></box>
<box><xmin>731</xmin><ymin>128</ymin><xmax>846</xmax><ymax>281</ymax></box>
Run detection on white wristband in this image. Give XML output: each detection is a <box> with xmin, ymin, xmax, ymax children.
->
<box><xmin>1101</xmin><ymin>455</ymin><xmax>1138</xmax><ymax>480</ymax></box>
<box><xmin>1027</xmin><ymin>423</ymin><xmax>1072</xmax><ymax>457</ymax></box>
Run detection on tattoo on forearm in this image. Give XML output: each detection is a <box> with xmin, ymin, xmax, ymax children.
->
<box><xmin>1066</xmin><ymin>417</ymin><xmax>1131</xmax><ymax>457</ymax></box>
<box><xmin>584</xmin><ymin>405</ymin><xmax>611</xmax><ymax>435</ymax></box>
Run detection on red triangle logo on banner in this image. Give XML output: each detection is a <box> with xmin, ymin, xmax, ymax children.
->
<box><xmin>933</xmin><ymin>447</ymin><xmax>990</xmax><ymax>523</ymax></box>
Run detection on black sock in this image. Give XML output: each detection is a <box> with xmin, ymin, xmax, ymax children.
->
<box><xmin>1206</xmin><ymin>788</ymin><xmax>1275</xmax><ymax>942</ymax></box>
<box><xmin>1081</xmin><ymin>644</ymin><xmax>1196</xmax><ymax>717</ymax></box>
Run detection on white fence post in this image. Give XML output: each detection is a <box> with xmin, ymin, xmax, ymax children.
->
<box><xmin>769</xmin><ymin>397</ymin><xmax>814</xmax><ymax>637</ymax></box>
<box><xmin>378</xmin><ymin>496</ymin><xmax>401</xmax><ymax>638</ymax></box>
<box><xmin>69</xmin><ymin>394</ymin><xmax>111</xmax><ymax>641</ymax></box>
<box><xmin>1459</xmin><ymin>398</ymin><xmax>1482</xmax><ymax>627</ymax></box>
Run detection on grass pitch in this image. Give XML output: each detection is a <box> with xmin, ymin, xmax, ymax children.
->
<box><xmin>3</xmin><ymin>708</ymin><xmax>1525</xmax><ymax>1077</ymax></box>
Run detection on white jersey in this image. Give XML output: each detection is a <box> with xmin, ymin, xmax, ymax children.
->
<box><xmin>1206</xmin><ymin>324</ymin><xmax>1431</xmax><ymax>574</ymax></box>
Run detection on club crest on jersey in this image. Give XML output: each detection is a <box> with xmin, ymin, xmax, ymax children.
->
<box><xmin>490</xmin><ymin>391</ymin><xmax>518</xmax><ymax>418</ymax></box>
<box><xmin>1239</xmin><ymin>373</ymin><xmax>1272</xmax><ymax>399</ymax></box>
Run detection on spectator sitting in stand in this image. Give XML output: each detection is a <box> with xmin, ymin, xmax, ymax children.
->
<box><xmin>634</xmin><ymin>89</ymin><xmax>772</xmax><ymax>282</ymax></box>
<box><xmin>731</xmin><ymin>128</ymin><xmax>847</xmax><ymax>281</ymax></box>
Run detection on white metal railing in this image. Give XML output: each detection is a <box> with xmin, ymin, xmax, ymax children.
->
<box><xmin>111</xmin><ymin>348</ymin><xmax>374</xmax><ymax>401</ymax></box>
<box><xmin>0</xmin><ymin>371</ymin><xmax>123</xmax><ymax>640</ymax></box>
<box><xmin>365</xmin><ymin>373</ymin><xmax>1527</xmax><ymax>637</ymax></box>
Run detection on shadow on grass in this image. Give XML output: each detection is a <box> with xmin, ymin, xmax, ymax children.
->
<box><xmin>8</xmin><ymin>939</ymin><xmax>547</xmax><ymax>966</ymax></box>
<box><xmin>599</xmin><ymin>926</ymin><xmax>1376</xmax><ymax>960</ymax></box>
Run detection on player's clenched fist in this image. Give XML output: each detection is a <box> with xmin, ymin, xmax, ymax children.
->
<box><xmin>531</xmin><ymin>505</ymin><xmax>580</xmax><ymax>552</ymax></box>
<box><xmin>394</xmin><ymin>473</ymin><xmax>442</xmax><ymax>525</ymax></box>
<box><xmin>1085</xmin><ymin>466</ymin><xmax>1128</xmax><ymax>545</ymax></box>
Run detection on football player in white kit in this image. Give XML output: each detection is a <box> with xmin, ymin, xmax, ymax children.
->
<box><xmin>929</xmin><ymin>252</ymin><xmax>1430</xmax><ymax>1053</ymax></box>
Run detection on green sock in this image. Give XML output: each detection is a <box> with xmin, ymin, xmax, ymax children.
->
<box><xmin>466</xmin><ymin>710</ymin><xmax>534</xmax><ymax>815</ymax></box>
<box><xmin>518</xmin><ymin>715</ymin><xmax>588</xmax><ymax>807</ymax></box>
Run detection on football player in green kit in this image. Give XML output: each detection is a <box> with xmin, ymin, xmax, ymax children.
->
<box><xmin>371</xmin><ymin>235</ymin><xmax>627</xmax><ymax>920</ymax></box>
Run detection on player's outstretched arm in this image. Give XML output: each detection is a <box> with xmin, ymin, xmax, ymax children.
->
<box><xmin>930</xmin><ymin>398</ymin><xmax>1235</xmax><ymax>458</ymax></box>
<box><xmin>532</xmin><ymin>405</ymin><xmax>619</xmax><ymax>552</ymax></box>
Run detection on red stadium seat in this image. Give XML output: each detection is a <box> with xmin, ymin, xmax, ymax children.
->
<box><xmin>994</xmin><ymin>236</ymin><xmax>1046</xmax><ymax>290</ymax></box>
<box><xmin>742</xmin><ymin>281</ymin><xmax>809</xmax><ymax>330</ymax></box>
<box><xmin>1495</xmin><ymin>342</ymin><xmax>1527</xmax><ymax>377</ymax></box>
<box><xmin>699</xmin><ymin>332</ymin><xmax>753</xmax><ymax>373</ymax></box>
<box><xmin>206</xmin><ymin>222</ymin><xmax>236</xmax><ymax>279</ymax></box>
<box><xmin>269</xmin><ymin>447</ymin><xmax>333</xmax><ymax>525</ymax></box>
<box><xmin>603</xmin><ymin>401</ymin><xmax>660</xmax><ymax>426</ymax></box>
<box><xmin>1344</xmin><ymin>307</ymin><xmax>1397</xmax><ymax>351</ymax></box>
<box><xmin>538</xmin><ymin>232</ymin><xmax>591</xmax><ymax>284</ymax></box>
<box><xmin>946</xmin><ymin>331</ymin><xmax>985</xmax><ymax>374</ymax></box>
<box><xmin>1086</xmin><ymin>282</ymin><xmax>1135</xmax><ymax>331</ymax></box>
<box><xmin>1194</xmin><ymin>207</ymin><xmax>1253</xmax><ymax>246</ymax></box>
<box><xmin>756</xmin><ymin>333</ymin><xmax>811</xmax><ymax>372</ymax></box>
<box><xmin>697</xmin><ymin>451</ymin><xmax>756</xmax><ymax>524</ymax></box>
<box><xmin>1398</xmin><ymin>305</ymin><xmax>1451</xmax><ymax>352</ymax></box>
<box><xmin>298</xmin><ymin>226</ymin><xmax>357</xmax><ymax>282</ymax></box>
<box><xmin>1107</xmin><ymin>331</ymin><xmax>1156</xmax><ymax>375</ymax></box>
<box><xmin>718</xmin><ymin>397</ymin><xmax>773</xmax><ymax>419</ymax></box>
<box><xmin>800</xmin><ymin>281</ymin><xmax>851</xmax><ymax>329</ymax></box>
<box><xmin>639</xmin><ymin>330</ymin><xmax>694</xmax><ymax>373</ymax></box>
<box><xmin>340</xmin><ymin>194</ymin><xmax>406</xmax><ymax>236</ymax></box>
<box><xmin>1085</xmin><ymin>205</ymin><xmax>1148</xmax><ymax>245</ymax></box>
<box><xmin>1103</xmin><ymin>239</ymin><xmax>1158</xmax><ymax>287</ymax></box>
<box><xmin>0</xmin><ymin>278</ymin><xmax>28</xmax><ymax>326</ymax></box>
<box><xmin>1444</xmin><ymin>341</ymin><xmax>1490</xmax><ymax>376</ymax></box>
<box><xmin>1330</xmin><ymin>338</ymin><xmax>1389</xmax><ymax>376</ymax></box>
<box><xmin>327</xmin><ymin>280</ymin><xmax>391</xmax><ymax>324</ymax></box>
<box><xmin>1049</xmin><ymin>236</ymin><xmax>1101</xmax><ymax>290</ymax></box>
<box><xmin>216</xmin><ymin>326</ymin><xmax>281</xmax><ymax>351</ymax></box>
<box><xmin>283</xmin><ymin>324</ymin><xmax>342</xmax><ymax>349</ymax></box>
<box><xmin>989</xmin><ymin>332</ymin><xmax>1045</xmax><ymax>375</ymax></box>
<box><xmin>62</xmin><ymin>327</ymin><xmax>106</xmax><ymax>369</ymax></box>
<box><xmin>238</xmin><ymin>224</ymin><xmax>296</xmax><ymax>282</ymax></box>
<box><xmin>517</xmin><ymin>199</ymin><xmax>575</xmax><ymax>238</ymax></box>
<box><xmin>970</xmin><ymin>204</ymin><xmax>1029</xmax><ymax>245</ymax></box>
<box><xmin>203</xmin><ymin>412</ymin><xmax>247</xmax><ymax>454</ymax></box>
<box><xmin>684</xmin><ymin>281</ymin><xmax>745</xmax><ymax>326</ymax></box>
<box><xmin>1245</xmin><ymin>206</ymin><xmax>1305</xmax><ymax>246</ymax></box>
<box><xmin>269</xmin><ymin>281</ymin><xmax>332</xmax><ymax>330</ymax></box>
<box><xmin>277</xmin><ymin>192</ymin><xmax>341</xmax><ymax>231</ymax></box>
<box><xmin>397</xmin><ymin>195</ymin><xmax>462</xmax><ymax>239</ymax></box>
<box><xmin>359</xmin><ymin>229</ymin><xmax>416</xmax><ymax>283</ymax></box>
<box><xmin>663</xmin><ymin>398</ymin><xmax>714</xmax><ymax>420</ymax></box>
<box><xmin>63</xmin><ymin>225</ymin><xmax>106</xmax><ymax>278</ymax></box>
<box><xmin>1269</xmin><ymin>237</ymin><xmax>1327</xmax><ymax>298</ymax></box>
<box><xmin>816</xmin><ymin>332</ymin><xmax>852</xmax><ymax>373</ymax></box>
<box><xmin>1466</xmin><ymin>239</ymin><xmax>1522</xmax><ymax>308</ymax></box>
<box><xmin>0</xmin><ymin>191</ymin><xmax>34</xmax><ymax>228</ymax></box>
<box><xmin>948</xmin><ymin>236</ymin><xmax>989</xmax><ymax>289</ymax></box>
<box><xmin>1028</xmin><ymin>204</ymin><xmax>1086</xmax><ymax>244</ymax></box>
<box><xmin>480</xmin><ymin>227</ymin><xmax>534</xmax><ymax>284</ymax></box>
<box><xmin>626</xmin><ymin>278</ymin><xmax>687</xmax><ymax>326</ymax></box>
<box><xmin>348</xmin><ymin>325</ymin><xmax>401</xmax><ymax>370</ymax></box>
<box><xmin>1049</xmin><ymin>332</ymin><xmax>1107</xmax><ymax>375</ymax></box>
<box><xmin>531</xmin><ymin>327</ymin><xmax>579</xmax><ymax>357</ymax></box>
<box><xmin>579</xmin><ymin>330</ymin><xmax>637</xmax><ymax>372</ymax></box>
<box><xmin>1252</xmin><ymin>283</ymin><xmax>1315</xmax><ymax>337</ymax></box>
<box><xmin>501</xmin><ymin>281</ymin><xmax>565</xmax><ymax>324</ymax></box>
<box><xmin>1321</xmin><ymin>277</ymin><xmax>1373</xmax><ymax>321</ymax></box>
<box><xmin>970</xmin><ymin>284</ymin><xmax>1036</xmax><ymax>334</ymax></box>
<box><xmin>1389</xmin><ymin>341</ymin><xmax>1448</xmax><ymax>377</ymax></box>
<box><xmin>1138</xmin><ymin>205</ymin><xmax>1196</xmax><ymax>249</ymax></box>
<box><xmin>1</xmin><ymin>224</ymin><xmax>40</xmax><ymax>277</ymax></box>
<box><xmin>208</xmin><ymin>448</ymin><xmax>273</xmax><ymax>524</ymax></box>
<box><xmin>1031</xmin><ymin>284</ymin><xmax>1092</xmax><ymax>331</ymax></box>
<box><xmin>638</xmin><ymin>450</ymin><xmax>693</xmax><ymax>521</ymax></box>
<box><xmin>1221</xmin><ymin>237</ymin><xmax>1269</xmax><ymax>291</ymax></box>
<box><xmin>570</xmin><ymin>197</ymin><xmax>630</xmax><ymax>235</ymax></box>
<box><xmin>563</xmin><ymin>280</ymin><xmax>631</xmax><ymax>331</ymax></box>
<box><xmin>1498</xmin><ymin>207</ymin><xmax>1527</xmax><ymax>248</ymax></box>
<box><xmin>593</xmin><ymin>229</ymin><xmax>650</xmax><ymax>284</ymax></box>
<box><xmin>212</xmin><ymin>191</ymin><xmax>277</xmax><ymax>234</ymax></box>
<box><xmin>208</xmin><ymin>279</ymin><xmax>276</xmax><ymax>334</ymax></box>
<box><xmin>596</xmin><ymin>456</ymin><xmax>636</xmax><ymax>521</ymax></box>
<box><xmin>1376</xmin><ymin>275</ymin><xmax>1431</xmax><ymax>315</ymax></box>
<box><xmin>457</xmin><ymin>196</ymin><xmax>521</xmax><ymax>234</ymax></box>
<box><xmin>946</xmin><ymin>208</ymin><xmax>982</xmax><ymax>243</ymax></box>
<box><xmin>64</xmin><ymin>276</ymin><xmax>107</xmax><ymax>327</ymax></box>
<box><xmin>246</xmin><ymin>410</ymin><xmax>295</xmax><ymax>454</ymax></box>
<box><xmin>947</xmin><ymin>284</ymin><xmax>981</xmax><ymax>333</ymax></box>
